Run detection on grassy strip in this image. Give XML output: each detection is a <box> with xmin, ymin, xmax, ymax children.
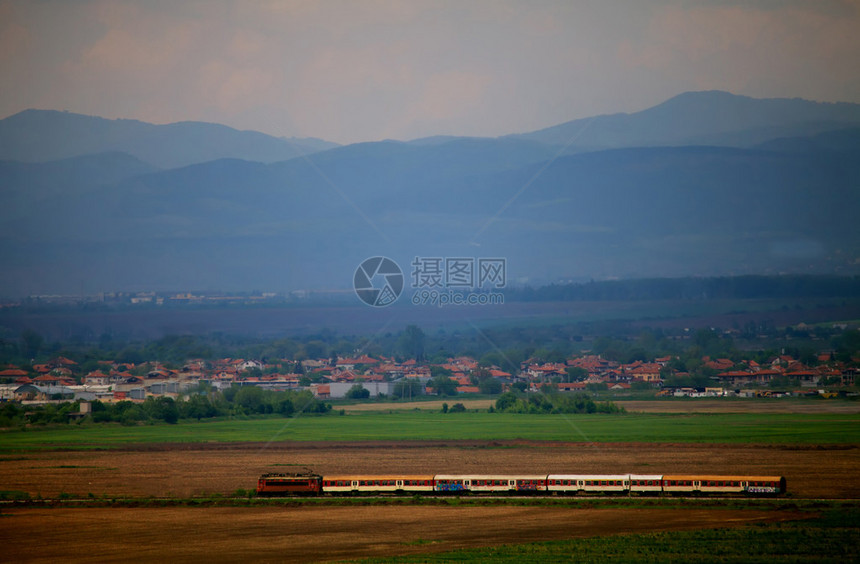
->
<box><xmin>0</xmin><ymin>495</ymin><xmax>845</xmax><ymax>512</ymax></box>
<box><xmin>2</xmin><ymin>411</ymin><xmax>859</xmax><ymax>451</ymax></box>
<box><xmin>356</xmin><ymin>506</ymin><xmax>860</xmax><ymax>563</ymax></box>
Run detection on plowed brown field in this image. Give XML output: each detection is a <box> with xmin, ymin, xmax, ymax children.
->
<box><xmin>2</xmin><ymin>440</ymin><xmax>857</xmax><ymax>499</ymax></box>
<box><xmin>2</xmin><ymin>440</ymin><xmax>855</xmax><ymax>562</ymax></box>
<box><xmin>0</xmin><ymin>505</ymin><xmax>808</xmax><ymax>563</ymax></box>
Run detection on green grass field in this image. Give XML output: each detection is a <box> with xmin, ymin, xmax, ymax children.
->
<box><xmin>2</xmin><ymin>411</ymin><xmax>858</xmax><ymax>451</ymax></box>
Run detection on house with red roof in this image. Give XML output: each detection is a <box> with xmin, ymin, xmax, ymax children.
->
<box><xmin>557</xmin><ymin>382</ymin><xmax>587</xmax><ymax>392</ymax></box>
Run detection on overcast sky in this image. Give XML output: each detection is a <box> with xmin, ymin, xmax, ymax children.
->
<box><xmin>2</xmin><ymin>0</ymin><xmax>859</xmax><ymax>144</ymax></box>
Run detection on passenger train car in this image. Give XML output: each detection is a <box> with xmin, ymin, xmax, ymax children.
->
<box><xmin>257</xmin><ymin>471</ymin><xmax>785</xmax><ymax>497</ymax></box>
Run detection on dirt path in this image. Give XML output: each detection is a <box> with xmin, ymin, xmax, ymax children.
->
<box><xmin>0</xmin><ymin>506</ymin><xmax>806</xmax><ymax>563</ymax></box>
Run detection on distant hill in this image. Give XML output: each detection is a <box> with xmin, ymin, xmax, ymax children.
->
<box><xmin>0</xmin><ymin>151</ymin><xmax>156</xmax><ymax>221</ymax></box>
<box><xmin>2</xmin><ymin>91</ymin><xmax>859</xmax><ymax>297</ymax></box>
<box><xmin>757</xmin><ymin>127</ymin><xmax>860</xmax><ymax>154</ymax></box>
<box><xmin>2</xmin><ymin>136</ymin><xmax>858</xmax><ymax>296</ymax></box>
<box><xmin>512</xmin><ymin>91</ymin><xmax>860</xmax><ymax>150</ymax></box>
<box><xmin>0</xmin><ymin>109</ymin><xmax>339</xmax><ymax>168</ymax></box>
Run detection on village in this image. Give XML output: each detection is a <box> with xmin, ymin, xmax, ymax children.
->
<box><xmin>1</xmin><ymin>348</ymin><xmax>856</xmax><ymax>406</ymax></box>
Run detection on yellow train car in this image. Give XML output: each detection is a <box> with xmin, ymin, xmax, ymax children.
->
<box><xmin>663</xmin><ymin>475</ymin><xmax>785</xmax><ymax>495</ymax></box>
<box><xmin>321</xmin><ymin>475</ymin><xmax>435</xmax><ymax>494</ymax></box>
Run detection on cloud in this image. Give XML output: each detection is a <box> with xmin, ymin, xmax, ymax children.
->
<box><xmin>617</xmin><ymin>2</ymin><xmax>860</xmax><ymax>100</ymax></box>
<box><xmin>0</xmin><ymin>1</ymin><xmax>859</xmax><ymax>143</ymax></box>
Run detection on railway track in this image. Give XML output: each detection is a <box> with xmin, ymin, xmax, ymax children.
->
<box><xmin>3</xmin><ymin>495</ymin><xmax>853</xmax><ymax>505</ymax></box>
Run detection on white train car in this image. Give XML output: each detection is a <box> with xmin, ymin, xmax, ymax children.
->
<box><xmin>433</xmin><ymin>475</ymin><xmax>547</xmax><ymax>493</ymax></box>
<box><xmin>509</xmin><ymin>475</ymin><xmax>547</xmax><ymax>493</ymax></box>
<box><xmin>448</xmin><ymin>475</ymin><xmax>518</xmax><ymax>494</ymax></box>
<box><xmin>546</xmin><ymin>474</ymin><xmax>629</xmax><ymax>494</ymax></box>
<box><xmin>628</xmin><ymin>474</ymin><xmax>664</xmax><ymax>494</ymax></box>
<box><xmin>434</xmin><ymin>474</ymin><xmax>468</xmax><ymax>493</ymax></box>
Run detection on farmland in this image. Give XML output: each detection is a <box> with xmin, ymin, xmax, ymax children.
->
<box><xmin>0</xmin><ymin>401</ymin><xmax>858</xmax><ymax>561</ymax></box>
<box><xmin>2</xmin><ymin>409</ymin><xmax>858</xmax><ymax>452</ymax></box>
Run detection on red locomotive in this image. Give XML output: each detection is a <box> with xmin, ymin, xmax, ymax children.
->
<box><xmin>257</xmin><ymin>471</ymin><xmax>322</xmax><ymax>496</ymax></box>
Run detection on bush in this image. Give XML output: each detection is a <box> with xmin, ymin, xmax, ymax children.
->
<box><xmin>346</xmin><ymin>384</ymin><xmax>370</xmax><ymax>399</ymax></box>
<box><xmin>449</xmin><ymin>403</ymin><xmax>466</xmax><ymax>413</ymax></box>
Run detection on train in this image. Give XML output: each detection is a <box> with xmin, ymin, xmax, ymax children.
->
<box><xmin>256</xmin><ymin>471</ymin><xmax>785</xmax><ymax>497</ymax></box>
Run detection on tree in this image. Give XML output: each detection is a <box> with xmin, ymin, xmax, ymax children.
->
<box><xmin>495</xmin><ymin>391</ymin><xmax>518</xmax><ymax>411</ymax></box>
<box><xmin>478</xmin><ymin>377</ymin><xmax>502</xmax><ymax>395</ymax></box>
<box><xmin>346</xmin><ymin>384</ymin><xmax>370</xmax><ymax>399</ymax></box>
<box><xmin>20</xmin><ymin>329</ymin><xmax>44</xmax><ymax>360</ymax></box>
<box><xmin>233</xmin><ymin>386</ymin><xmax>267</xmax><ymax>414</ymax></box>
<box><xmin>398</xmin><ymin>325</ymin><xmax>425</xmax><ymax>361</ymax></box>
<box><xmin>565</xmin><ymin>366</ymin><xmax>588</xmax><ymax>383</ymax></box>
<box><xmin>429</xmin><ymin>375</ymin><xmax>457</xmax><ymax>396</ymax></box>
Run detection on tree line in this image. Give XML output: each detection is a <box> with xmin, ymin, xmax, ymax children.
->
<box><xmin>0</xmin><ymin>386</ymin><xmax>331</xmax><ymax>428</ymax></box>
<box><xmin>494</xmin><ymin>390</ymin><xmax>624</xmax><ymax>415</ymax></box>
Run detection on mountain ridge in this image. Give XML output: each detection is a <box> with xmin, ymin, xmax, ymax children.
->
<box><xmin>0</xmin><ymin>109</ymin><xmax>340</xmax><ymax>169</ymax></box>
<box><xmin>2</xmin><ymin>90</ymin><xmax>859</xmax><ymax>296</ymax></box>
<box><xmin>511</xmin><ymin>90</ymin><xmax>860</xmax><ymax>150</ymax></box>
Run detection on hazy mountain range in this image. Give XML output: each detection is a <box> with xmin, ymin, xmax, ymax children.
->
<box><xmin>1</xmin><ymin>90</ymin><xmax>859</xmax><ymax>297</ymax></box>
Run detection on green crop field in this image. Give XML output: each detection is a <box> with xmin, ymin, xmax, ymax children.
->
<box><xmin>2</xmin><ymin>411</ymin><xmax>858</xmax><ymax>452</ymax></box>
